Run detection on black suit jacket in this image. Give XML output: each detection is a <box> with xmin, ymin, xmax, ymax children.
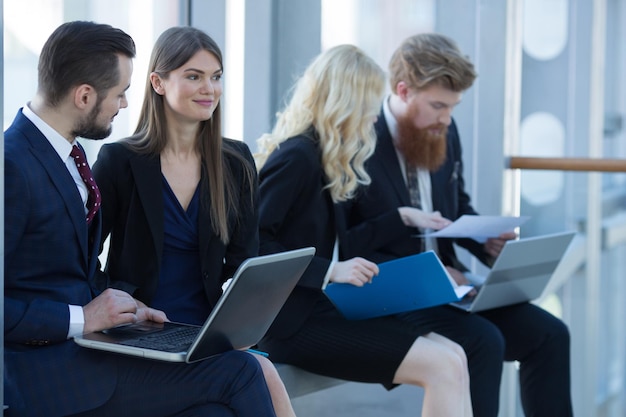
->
<box><xmin>258</xmin><ymin>132</ymin><xmax>344</xmax><ymax>339</ymax></box>
<box><xmin>92</xmin><ymin>140</ymin><xmax>259</xmax><ymax>310</ymax></box>
<box><xmin>341</xmin><ymin>111</ymin><xmax>490</xmax><ymax>269</ymax></box>
<box><xmin>4</xmin><ymin>110</ymin><xmax>115</xmax><ymax>417</ymax></box>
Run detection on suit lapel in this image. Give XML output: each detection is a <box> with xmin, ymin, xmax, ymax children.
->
<box><xmin>374</xmin><ymin>115</ymin><xmax>412</xmax><ymax>206</ymax></box>
<box><xmin>197</xmin><ymin>174</ymin><xmax>216</xmax><ymax>263</ymax></box>
<box><xmin>130</xmin><ymin>154</ymin><xmax>165</xmax><ymax>258</ymax></box>
<box><xmin>431</xmin><ymin>167</ymin><xmax>446</xmax><ymax>213</ymax></box>
<box><xmin>18</xmin><ymin>113</ymin><xmax>90</xmax><ymax>268</ymax></box>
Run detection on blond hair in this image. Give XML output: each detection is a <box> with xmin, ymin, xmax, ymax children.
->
<box><xmin>255</xmin><ymin>44</ymin><xmax>385</xmax><ymax>202</ymax></box>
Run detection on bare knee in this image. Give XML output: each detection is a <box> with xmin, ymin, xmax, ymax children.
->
<box><xmin>424</xmin><ymin>332</ymin><xmax>469</xmax><ymax>380</ymax></box>
<box><xmin>249</xmin><ymin>353</ymin><xmax>296</xmax><ymax>417</ymax></box>
<box><xmin>449</xmin><ymin>341</ymin><xmax>468</xmax><ymax>370</ymax></box>
<box><xmin>252</xmin><ymin>353</ymin><xmax>282</xmax><ymax>386</ymax></box>
<box><xmin>429</xmin><ymin>352</ymin><xmax>465</xmax><ymax>388</ymax></box>
<box><xmin>394</xmin><ymin>336</ymin><xmax>468</xmax><ymax>388</ymax></box>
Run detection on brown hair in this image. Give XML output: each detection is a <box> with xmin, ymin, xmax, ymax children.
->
<box><xmin>124</xmin><ymin>26</ymin><xmax>253</xmax><ymax>244</ymax></box>
<box><xmin>388</xmin><ymin>33</ymin><xmax>477</xmax><ymax>93</ymax></box>
<box><xmin>38</xmin><ymin>21</ymin><xmax>135</xmax><ymax>106</ymax></box>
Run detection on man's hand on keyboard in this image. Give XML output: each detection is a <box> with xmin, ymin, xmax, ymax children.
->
<box><xmin>135</xmin><ymin>298</ymin><xmax>169</xmax><ymax>323</ymax></box>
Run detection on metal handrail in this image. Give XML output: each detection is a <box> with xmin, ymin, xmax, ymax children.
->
<box><xmin>507</xmin><ymin>157</ymin><xmax>626</xmax><ymax>172</ymax></box>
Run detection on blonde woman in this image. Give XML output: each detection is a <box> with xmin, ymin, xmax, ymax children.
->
<box><xmin>256</xmin><ymin>44</ymin><xmax>473</xmax><ymax>417</ymax></box>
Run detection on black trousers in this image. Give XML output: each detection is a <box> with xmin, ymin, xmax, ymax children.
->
<box><xmin>398</xmin><ymin>302</ymin><xmax>573</xmax><ymax>417</ymax></box>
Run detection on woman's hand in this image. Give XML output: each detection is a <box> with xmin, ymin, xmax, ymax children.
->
<box><xmin>329</xmin><ymin>257</ymin><xmax>379</xmax><ymax>287</ymax></box>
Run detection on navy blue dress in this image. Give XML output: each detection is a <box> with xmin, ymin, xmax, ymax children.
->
<box><xmin>151</xmin><ymin>176</ymin><xmax>211</xmax><ymax>325</ymax></box>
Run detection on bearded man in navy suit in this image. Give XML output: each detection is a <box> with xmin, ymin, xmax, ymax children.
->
<box><xmin>341</xmin><ymin>33</ymin><xmax>573</xmax><ymax>417</ymax></box>
<box><xmin>4</xmin><ymin>21</ymin><xmax>276</xmax><ymax>417</ymax></box>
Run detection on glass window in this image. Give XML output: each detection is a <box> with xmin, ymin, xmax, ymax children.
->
<box><xmin>522</xmin><ymin>0</ymin><xmax>568</xmax><ymax>61</ymax></box>
<box><xmin>3</xmin><ymin>0</ymin><xmax>184</xmax><ymax>160</ymax></box>
<box><xmin>321</xmin><ymin>0</ymin><xmax>435</xmax><ymax>81</ymax></box>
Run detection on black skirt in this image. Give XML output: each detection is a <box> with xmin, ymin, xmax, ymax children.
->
<box><xmin>258</xmin><ymin>296</ymin><xmax>429</xmax><ymax>390</ymax></box>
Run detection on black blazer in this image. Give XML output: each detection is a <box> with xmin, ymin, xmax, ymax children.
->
<box><xmin>341</xmin><ymin>111</ymin><xmax>490</xmax><ymax>269</ymax></box>
<box><xmin>258</xmin><ymin>132</ymin><xmax>344</xmax><ymax>339</ymax></box>
<box><xmin>92</xmin><ymin>139</ymin><xmax>259</xmax><ymax>310</ymax></box>
<box><xmin>4</xmin><ymin>110</ymin><xmax>114</xmax><ymax>417</ymax></box>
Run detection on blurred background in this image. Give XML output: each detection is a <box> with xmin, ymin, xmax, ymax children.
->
<box><xmin>3</xmin><ymin>1</ymin><xmax>625</xmax><ymax>415</ymax></box>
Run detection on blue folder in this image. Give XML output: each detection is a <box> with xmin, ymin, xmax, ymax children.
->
<box><xmin>324</xmin><ymin>251</ymin><xmax>460</xmax><ymax>320</ymax></box>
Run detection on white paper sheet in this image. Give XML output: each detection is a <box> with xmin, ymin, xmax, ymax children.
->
<box><xmin>421</xmin><ymin>215</ymin><xmax>529</xmax><ymax>242</ymax></box>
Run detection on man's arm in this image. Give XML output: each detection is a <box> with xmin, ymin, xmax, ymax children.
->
<box><xmin>339</xmin><ymin>198</ymin><xmax>410</xmax><ymax>261</ymax></box>
<box><xmin>4</xmin><ymin>152</ymin><xmax>74</xmax><ymax>344</ymax></box>
<box><xmin>4</xmin><ymin>297</ymin><xmax>73</xmax><ymax>344</ymax></box>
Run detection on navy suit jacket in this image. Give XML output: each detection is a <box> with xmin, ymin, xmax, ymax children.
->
<box><xmin>4</xmin><ymin>110</ymin><xmax>115</xmax><ymax>416</ymax></box>
<box><xmin>341</xmin><ymin>111</ymin><xmax>491</xmax><ymax>269</ymax></box>
<box><xmin>92</xmin><ymin>140</ymin><xmax>259</xmax><ymax>309</ymax></box>
<box><xmin>258</xmin><ymin>132</ymin><xmax>344</xmax><ymax>339</ymax></box>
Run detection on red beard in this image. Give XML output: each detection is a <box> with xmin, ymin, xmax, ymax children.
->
<box><xmin>395</xmin><ymin>115</ymin><xmax>448</xmax><ymax>171</ymax></box>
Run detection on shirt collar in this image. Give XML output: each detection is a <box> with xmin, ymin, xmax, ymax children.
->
<box><xmin>22</xmin><ymin>102</ymin><xmax>76</xmax><ymax>161</ymax></box>
<box><xmin>382</xmin><ymin>95</ymin><xmax>400</xmax><ymax>144</ymax></box>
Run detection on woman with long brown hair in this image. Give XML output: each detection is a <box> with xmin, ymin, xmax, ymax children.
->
<box><xmin>93</xmin><ymin>26</ymin><xmax>294</xmax><ymax>417</ymax></box>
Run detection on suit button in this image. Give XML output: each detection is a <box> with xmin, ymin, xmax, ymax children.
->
<box><xmin>25</xmin><ymin>340</ymin><xmax>50</xmax><ymax>346</ymax></box>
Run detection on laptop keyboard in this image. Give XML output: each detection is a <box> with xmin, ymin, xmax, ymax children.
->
<box><xmin>119</xmin><ymin>326</ymin><xmax>201</xmax><ymax>352</ymax></box>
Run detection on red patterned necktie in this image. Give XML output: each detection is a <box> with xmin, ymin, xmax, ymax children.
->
<box><xmin>70</xmin><ymin>145</ymin><xmax>101</xmax><ymax>224</ymax></box>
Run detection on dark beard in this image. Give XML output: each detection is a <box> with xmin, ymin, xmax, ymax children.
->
<box><xmin>71</xmin><ymin>101</ymin><xmax>112</xmax><ymax>140</ymax></box>
<box><xmin>395</xmin><ymin>115</ymin><xmax>448</xmax><ymax>171</ymax></box>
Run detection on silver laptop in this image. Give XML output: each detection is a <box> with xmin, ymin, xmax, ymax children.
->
<box><xmin>74</xmin><ymin>247</ymin><xmax>315</xmax><ymax>363</ymax></box>
<box><xmin>450</xmin><ymin>231</ymin><xmax>575</xmax><ymax>312</ymax></box>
